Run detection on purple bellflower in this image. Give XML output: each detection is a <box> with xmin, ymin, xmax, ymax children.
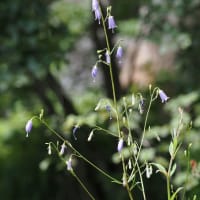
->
<box><xmin>94</xmin><ymin>7</ymin><xmax>101</xmax><ymax>24</ymax></box>
<box><xmin>116</xmin><ymin>46</ymin><xmax>123</xmax><ymax>63</ymax></box>
<box><xmin>25</xmin><ymin>119</ymin><xmax>32</xmax><ymax>137</ymax></box>
<box><xmin>92</xmin><ymin>0</ymin><xmax>99</xmax><ymax>11</ymax></box>
<box><xmin>158</xmin><ymin>89</ymin><xmax>169</xmax><ymax>103</ymax></box>
<box><xmin>105</xmin><ymin>50</ymin><xmax>111</xmax><ymax>64</ymax></box>
<box><xmin>108</xmin><ymin>15</ymin><xmax>117</xmax><ymax>32</ymax></box>
<box><xmin>92</xmin><ymin>0</ymin><xmax>101</xmax><ymax>24</ymax></box>
<box><xmin>117</xmin><ymin>138</ymin><xmax>123</xmax><ymax>152</ymax></box>
<box><xmin>91</xmin><ymin>65</ymin><xmax>98</xmax><ymax>82</ymax></box>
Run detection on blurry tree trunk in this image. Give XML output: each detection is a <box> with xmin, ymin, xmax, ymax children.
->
<box><xmin>45</xmin><ymin>72</ymin><xmax>77</xmax><ymax>115</ymax></box>
<box><xmin>27</xmin><ymin>71</ymin><xmax>77</xmax><ymax>116</ymax></box>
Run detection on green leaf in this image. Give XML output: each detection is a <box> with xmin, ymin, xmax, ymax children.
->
<box><xmin>170</xmin><ymin>163</ymin><xmax>176</xmax><ymax>177</ymax></box>
<box><xmin>193</xmin><ymin>195</ymin><xmax>197</xmax><ymax>200</ymax></box>
<box><xmin>169</xmin><ymin>141</ymin><xmax>174</xmax><ymax>157</ymax></box>
<box><xmin>170</xmin><ymin>187</ymin><xmax>183</xmax><ymax>200</ymax></box>
<box><xmin>152</xmin><ymin>163</ymin><xmax>167</xmax><ymax>176</ymax></box>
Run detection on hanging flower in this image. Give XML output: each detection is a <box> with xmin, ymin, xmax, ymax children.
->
<box><xmin>117</xmin><ymin>138</ymin><xmax>123</xmax><ymax>152</ymax></box>
<box><xmin>116</xmin><ymin>46</ymin><xmax>123</xmax><ymax>63</ymax></box>
<box><xmin>25</xmin><ymin>119</ymin><xmax>32</xmax><ymax>138</ymax></box>
<box><xmin>91</xmin><ymin>65</ymin><xmax>98</xmax><ymax>82</ymax></box>
<box><xmin>59</xmin><ymin>142</ymin><xmax>66</xmax><ymax>155</ymax></box>
<box><xmin>47</xmin><ymin>143</ymin><xmax>52</xmax><ymax>155</ymax></box>
<box><xmin>146</xmin><ymin>164</ymin><xmax>153</xmax><ymax>178</ymax></box>
<box><xmin>87</xmin><ymin>130</ymin><xmax>94</xmax><ymax>142</ymax></box>
<box><xmin>72</xmin><ymin>125</ymin><xmax>80</xmax><ymax>140</ymax></box>
<box><xmin>94</xmin><ymin>7</ymin><xmax>101</xmax><ymax>24</ymax></box>
<box><xmin>92</xmin><ymin>0</ymin><xmax>101</xmax><ymax>24</ymax></box>
<box><xmin>92</xmin><ymin>0</ymin><xmax>99</xmax><ymax>11</ymax></box>
<box><xmin>105</xmin><ymin>50</ymin><xmax>111</xmax><ymax>64</ymax></box>
<box><xmin>158</xmin><ymin>89</ymin><xmax>169</xmax><ymax>103</ymax></box>
<box><xmin>66</xmin><ymin>157</ymin><xmax>72</xmax><ymax>171</ymax></box>
<box><xmin>108</xmin><ymin>15</ymin><xmax>117</xmax><ymax>32</ymax></box>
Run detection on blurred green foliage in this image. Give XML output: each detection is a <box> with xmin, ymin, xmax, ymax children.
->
<box><xmin>0</xmin><ymin>0</ymin><xmax>200</xmax><ymax>199</ymax></box>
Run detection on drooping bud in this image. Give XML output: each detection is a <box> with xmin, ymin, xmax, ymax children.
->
<box><xmin>91</xmin><ymin>65</ymin><xmax>98</xmax><ymax>82</ymax></box>
<box><xmin>108</xmin><ymin>15</ymin><xmax>117</xmax><ymax>32</ymax></box>
<box><xmin>66</xmin><ymin>157</ymin><xmax>72</xmax><ymax>171</ymax></box>
<box><xmin>92</xmin><ymin>0</ymin><xmax>99</xmax><ymax>11</ymax></box>
<box><xmin>59</xmin><ymin>142</ymin><xmax>66</xmax><ymax>155</ymax></box>
<box><xmin>87</xmin><ymin>130</ymin><xmax>94</xmax><ymax>142</ymax></box>
<box><xmin>146</xmin><ymin>163</ymin><xmax>153</xmax><ymax>178</ymax></box>
<box><xmin>25</xmin><ymin>119</ymin><xmax>32</xmax><ymax>138</ymax></box>
<box><xmin>47</xmin><ymin>143</ymin><xmax>52</xmax><ymax>155</ymax></box>
<box><xmin>105</xmin><ymin>50</ymin><xmax>111</xmax><ymax>64</ymax></box>
<box><xmin>116</xmin><ymin>46</ymin><xmax>123</xmax><ymax>63</ymax></box>
<box><xmin>117</xmin><ymin>138</ymin><xmax>123</xmax><ymax>152</ymax></box>
<box><xmin>158</xmin><ymin>89</ymin><xmax>169</xmax><ymax>103</ymax></box>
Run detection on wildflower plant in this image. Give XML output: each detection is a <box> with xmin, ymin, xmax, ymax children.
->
<box><xmin>25</xmin><ymin>1</ymin><xmax>197</xmax><ymax>199</ymax></box>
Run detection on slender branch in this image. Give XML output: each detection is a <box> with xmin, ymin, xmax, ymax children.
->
<box><xmin>99</xmin><ymin>4</ymin><xmax>134</xmax><ymax>200</ymax></box>
<box><xmin>39</xmin><ymin>118</ymin><xmax>121</xmax><ymax>184</ymax></box>
<box><xmin>71</xmin><ymin>171</ymin><xmax>96</xmax><ymax>200</ymax></box>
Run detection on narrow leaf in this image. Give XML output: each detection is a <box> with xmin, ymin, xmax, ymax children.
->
<box><xmin>169</xmin><ymin>141</ymin><xmax>174</xmax><ymax>157</ymax></box>
<box><xmin>170</xmin><ymin>187</ymin><xmax>183</xmax><ymax>200</ymax></box>
<box><xmin>170</xmin><ymin>163</ymin><xmax>177</xmax><ymax>177</ymax></box>
<box><xmin>152</xmin><ymin>163</ymin><xmax>167</xmax><ymax>176</ymax></box>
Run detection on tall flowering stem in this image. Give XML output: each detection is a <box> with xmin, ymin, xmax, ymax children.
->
<box><xmin>98</xmin><ymin>3</ymin><xmax>134</xmax><ymax>200</ymax></box>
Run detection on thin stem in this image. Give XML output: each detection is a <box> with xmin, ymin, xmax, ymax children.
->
<box><xmin>40</xmin><ymin>119</ymin><xmax>120</xmax><ymax>184</ymax></box>
<box><xmin>123</xmin><ymin>98</ymin><xmax>146</xmax><ymax>200</ymax></box>
<box><xmin>50</xmin><ymin>142</ymin><xmax>95</xmax><ymax>200</ymax></box>
<box><xmin>182</xmin><ymin>150</ymin><xmax>190</xmax><ymax>200</ymax></box>
<box><xmin>126</xmin><ymin>181</ymin><xmax>134</xmax><ymax>200</ymax></box>
<box><xmin>135</xmin><ymin>88</ymin><xmax>158</xmax><ymax>164</ymax></box>
<box><xmin>71</xmin><ymin>171</ymin><xmax>96</xmax><ymax>200</ymax></box>
<box><xmin>167</xmin><ymin>176</ymin><xmax>171</xmax><ymax>200</ymax></box>
<box><xmin>167</xmin><ymin>156</ymin><xmax>174</xmax><ymax>200</ymax></box>
<box><xmin>99</xmin><ymin>6</ymin><xmax>133</xmax><ymax>200</ymax></box>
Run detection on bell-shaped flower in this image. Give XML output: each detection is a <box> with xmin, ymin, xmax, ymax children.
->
<box><xmin>94</xmin><ymin>7</ymin><xmax>101</xmax><ymax>24</ymax></box>
<box><xmin>116</xmin><ymin>46</ymin><xmax>123</xmax><ymax>60</ymax></box>
<box><xmin>91</xmin><ymin>65</ymin><xmax>98</xmax><ymax>82</ymax></box>
<box><xmin>47</xmin><ymin>143</ymin><xmax>52</xmax><ymax>155</ymax></box>
<box><xmin>117</xmin><ymin>138</ymin><xmax>123</xmax><ymax>152</ymax></box>
<box><xmin>66</xmin><ymin>157</ymin><xmax>72</xmax><ymax>171</ymax></box>
<box><xmin>59</xmin><ymin>142</ymin><xmax>66</xmax><ymax>155</ymax></box>
<box><xmin>92</xmin><ymin>0</ymin><xmax>101</xmax><ymax>24</ymax></box>
<box><xmin>146</xmin><ymin>164</ymin><xmax>153</xmax><ymax>178</ymax></box>
<box><xmin>116</xmin><ymin>46</ymin><xmax>123</xmax><ymax>65</ymax></box>
<box><xmin>25</xmin><ymin>119</ymin><xmax>32</xmax><ymax>137</ymax></box>
<box><xmin>92</xmin><ymin>0</ymin><xmax>99</xmax><ymax>11</ymax></box>
<box><xmin>108</xmin><ymin>16</ymin><xmax>117</xmax><ymax>32</ymax></box>
<box><xmin>105</xmin><ymin>50</ymin><xmax>111</xmax><ymax>64</ymax></box>
<box><xmin>158</xmin><ymin>89</ymin><xmax>169</xmax><ymax>103</ymax></box>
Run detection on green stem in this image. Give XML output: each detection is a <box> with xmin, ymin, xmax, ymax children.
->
<box><xmin>135</xmin><ymin>88</ymin><xmax>158</xmax><ymax>164</ymax></box>
<box><xmin>71</xmin><ymin>171</ymin><xmax>96</xmax><ymax>200</ymax></box>
<box><xmin>123</xmin><ymin>99</ymin><xmax>146</xmax><ymax>200</ymax></box>
<box><xmin>182</xmin><ymin>150</ymin><xmax>190</xmax><ymax>200</ymax></box>
<box><xmin>167</xmin><ymin>176</ymin><xmax>171</xmax><ymax>200</ymax></box>
<box><xmin>40</xmin><ymin>119</ymin><xmax>120</xmax><ymax>184</ymax></box>
<box><xmin>100</xmin><ymin>6</ymin><xmax>133</xmax><ymax>200</ymax></box>
<box><xmin>50</xmin><ymin>142</ymin><xmax>95</xmax><ymax>200</ymax></box>
<box><xmin>167</xmin><ymin>156</ymin><xmax>173</xmax><ymax>200</ymax></box>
